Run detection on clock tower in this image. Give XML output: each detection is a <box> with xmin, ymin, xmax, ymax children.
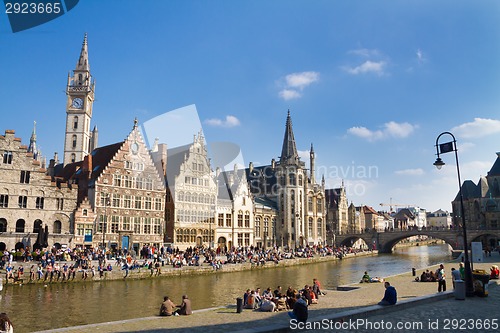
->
<box><xmin>63</xmin><ymin>33</ymin><xmax>96</xmax><ymax>166</ymax></box>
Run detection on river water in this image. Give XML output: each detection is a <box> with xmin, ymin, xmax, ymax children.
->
<box><xmin>1</xmin><ymin>244</ymin><xmax>451</xmax><ymax>332</ymax></box>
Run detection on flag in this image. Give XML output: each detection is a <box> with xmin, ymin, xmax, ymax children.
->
<box><xmin>439</xmin><ymin>141</ymin><xmax>454</xmax><ymax>154</ymax></box>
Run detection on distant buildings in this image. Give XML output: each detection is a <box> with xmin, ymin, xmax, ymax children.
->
<box><xmin>452</xmin><ymin>152</ymin><xmax>500</xmax><ymax>238</ymax></box>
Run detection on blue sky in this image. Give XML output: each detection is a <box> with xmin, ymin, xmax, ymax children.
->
<box><xmin>1</xmin><ymin>1</ymin><xmax>500</xmax><ymax>212</ymax></box>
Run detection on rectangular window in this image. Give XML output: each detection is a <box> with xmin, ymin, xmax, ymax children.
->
<box><xmin>20</xmin><ymin>170</ymin><xmax>30</xmax><ymax>184</ymax></box>
<box><xmin>124</xmin><ymin>175</ymin><xmax>132</xmax><ymax>188</ymax></box>
<box><xmin>136</xmin><ymin>177</ymin><xmax>143</xmax><ymax>189</ymax></box>
<box><xmin>143</xmin><ymin>217</ymin><xmax>151</xmax><ymax>234</ymax></box>
<box><xmin>18</xmin><ymin>196</ymin><xmax>27</xmax><ymax>208</ymax></box>
<box><xmin>133</xmin><ymin>217</ymin><xmax>141</xmax><ymax>234</ymax></box>
<box><xmin>0</xmin><ymin>194</ymin><xmax>9</xmax><ymax>208</ymax></box>
<box><xmin>134</xmin><ymin>196</ymin><xmax>142</xmax><ymax>209</ymax></box>
<box><xmin>111</xmin><ymin>215</ymin><xmax>119</xmax><ymax>233</ymax></box>
<box><xmin>97</xmin><ymin>215</ymin><xmax>104</xmax><ymax>233</ymax></box>
<box><xmin>122</xmin><ymin>216</ymin><xmax>131</xmax><ymax>231</ymax></box>
<box><xmin>112</xmin><ymin>194</ymin><xmax>121</xmax><ymax>208</ymax></box>
<box><xmin>218</xmin><ymin>213</ymin><xmax>224</xmax><ymax>227</ymax></box>
<box><xmin>145</xmin><ymin>178</ymin><xmax>153</xmax><ymax>190</ymax></box>
<box><xmin>237</xmin><ymin>233</ymin><xmax>243</xmax><ymax>247</ymax></box>
<box><xmin>153</xmin><ymin>218</ymin><xmax>161</xmax><ymax>234</ymax></box>
<box><xmin>113</xmin><ymin>174</ymin><xmax>122</xmax><ymax>187</ymax></box>
<box><xmin>123</xmin><ymin>195</ymin><xmax>131</xmax><ymax>208</ymax></box>
<box><xmin>77</xmin><ymin>224</ymin><xmax>85</xmax><ymax>236</ymax></box>
<box><xmin>155</xmin><ymin>198</ymin><xmax>162</xmax><ymax>211</ymax></box>
<box><xmin>35</xmin><ymin>197</ymin><xmax>44</xmax><ymax>209</ymax></box>
<box><xmin>145</xmin><ymin>197</ymin><xmax>152</xmax><ymax>210</ymax></box>
<box><xmin>226</xmin><ymin>213</ymin><xmax>232</xmax><ymax>227</ymax></box>
<box><xmin>244</xmin><ymin>214</ymin><xmax>250</xmax><ymax>228</ymax></box>
<box><xmin>238</xmin><ymin>213</ymin><xmax>243</xmax><ymax>227</ymax></box>
<box><xmin>185</xmin><ymin>176</ymin><xmax>190</xmax><ymax>184</ymax></box>
<box><xmin>3</xmin><ymin>151</ymin><xmax>13</xmax><ymax>164</ymax></box>
<box><xmin>244</xmin><ymin>233</ymin><xmax>250</xmax><ymax>246</ymax></box>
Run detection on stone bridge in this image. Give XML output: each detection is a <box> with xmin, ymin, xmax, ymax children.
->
<box><xmin>335</xmin><ymin>229</ymin><xmax>500</xmax><ymax>253</ymax></box>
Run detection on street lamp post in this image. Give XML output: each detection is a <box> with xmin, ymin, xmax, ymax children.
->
<box><xmin>433</xmin><ymin>131</ymin><xmax>474</xmax><ymax>297</ymax></box>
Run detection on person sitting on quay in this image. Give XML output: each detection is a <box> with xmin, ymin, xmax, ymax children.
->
<box><xmin>288</xmin><ymin>293</ymin><xmax>308</xmax><ymax>323</ymax></box>
<box><xmin>490</xmin><ymin>265</ymin><xmax>499</xmax><ymax>279</ymax></box>
<box><xmin>259</xmin><ymin>298</ymin><xmax>276</xmax><ymax>312</ymax></box>
<box><xmin>244</xmin><ymin>290</ymin><xmax>257</xmax><ymax>309</ymax></box>
<box><xmin>378</xmin><ymin>281</ymin><xmax>397</xmax><ymax>306</ymax></box>
<box><xmin>243</xmin><ymin>289</ymin><xmax>251</xmax><ymax>307</ymax></box>
<box><xmin>159</xmin><ymin>296</ymin><xmax>176</xmax><ymax>316</ymax></box>
<box><xmin>361</xmin><ymin>271</ymin><xmax>371</xmax><ymax>283</ymax></box>
<box><xmin>175</xmin><ymin>295</ymin><xmax>192</xmax><ymax>315</ymax></box>
<box><xmin>262</xmin><ymin>287</ymin><xmax>273</xmax><ymax>300</ymax></box>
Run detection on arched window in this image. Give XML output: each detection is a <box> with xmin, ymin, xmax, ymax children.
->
<box><xmin>299</xmin><ymin>174</ymin><xmax>303</xmax><ymax>186</ymax></box>
<box><xmin>15</xmin><ymin>219</ymin><xmax>25</xmax><ymax>233</ymax></box>
<box><xmin>72</xmin><ymin>135</ymin><xmax>77</xmax><ymax>148</ymax></box>
<box><xmin>255</xmin><ymin>217</ymin><xmax>261</xmax><ymax>237</ymax></box>
<box><xmin>73</xmin><ymin>116</ymin><xmax>78</xmax><ymax>129</ymax></box>
<box><xmin>0</xmin><ymin>218</ymin><xmax>7</xmax><ymax>232</ymax></box>
<box><xmin>238</xmin><ymin>210</ymin><xmax>243</xmax><ymax>227</ymax></box>
<box><xmin>317</xmin><ymin>218</ymin><xmax>322</xmax><ymax>237</ymax></box>
<box><xmin>308</xmin><ymin>217</ymin><xmax>313</xmax><ymax>236</ymax></box>
<box><xmin>33</xmin><ymin>219</ymin><xmax>42</xmax><ymax>233</ymax></box>
<box><xmin>78</xmin><ymin>73</ymin><xmax>83</xmax><ymax>84</ymax></box>
<box><xmin>71</xmin><ymin>153</ymin><xmax>76</xmax><ymax>163</ymax></box>
<box><xmin>53</xmin><ymin>220</ymin><xmax>62</xmax><ymax>234</ymax></box>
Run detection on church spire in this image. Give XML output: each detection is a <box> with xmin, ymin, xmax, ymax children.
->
<box><xmin>310</xmin><ymin>143</ymin><xmax>315</xmax><ymax>184</ymax></box>
<box><xmin>28</xmin><ymin>121</ymin><xmax>38</xmax><ymax>160</ymax></box>
<box><xmin>280</xmin><ymin>110</ymin><xmax>299</xmax><ymax>165</ymax></box>
<box><xmin>76</xmin><ymin>33</ymin><xmax>89</xmax><ymax>72</ymax></box>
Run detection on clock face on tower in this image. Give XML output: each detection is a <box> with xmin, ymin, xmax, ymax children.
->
<box><xmin>72</xmin><ymin>98</ymin><xmax>83</xmax><ymax>109</ymax></box>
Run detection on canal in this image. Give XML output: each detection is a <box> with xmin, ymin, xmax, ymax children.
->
<box><xmin>1</xmin><ymin>244</ymin><xmax>451</xmax><ymax>332</ymax></box>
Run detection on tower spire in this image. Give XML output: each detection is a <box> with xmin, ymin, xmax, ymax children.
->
<box><xmin>310</xmin><ymin>143</ymin><xmax>315</xmax><ymax>184</ymax></box>
<box><xmin>280</xmin><ymin>109</ymin><xmax>299</xmax><ymax>165</ymax></box>
<box><xmin>28</xmin><ymin>120</ymin><xmax>38</xmax><ymax>160</ymax></box>
<box><xmin>76</xmin><ymin>33</ymin><xmax>89</xmax><ymax>72</ymax></box>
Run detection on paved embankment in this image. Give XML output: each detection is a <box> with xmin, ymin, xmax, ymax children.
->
<box><xmin>32</xmin><ymin>252</ymin><xmax>500</xmax><ymax>333</ymax></box>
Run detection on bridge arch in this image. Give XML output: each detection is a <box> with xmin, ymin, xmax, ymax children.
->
<box><xmin>380</xmin><ymin>234</ymin><xmax>456</xmax><ymax>253</ymax></box>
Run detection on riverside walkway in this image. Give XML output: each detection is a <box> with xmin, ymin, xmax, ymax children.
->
<box><xmin>33</xmin><ymin>253</ymin><xmax>500</xmax><ymax>333</ymax></box>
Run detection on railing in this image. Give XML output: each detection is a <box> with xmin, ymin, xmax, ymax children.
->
<box><xmin>67</xmin><ymin>85</ymin><xmax>93</xmax><ymax>93</ymax></box>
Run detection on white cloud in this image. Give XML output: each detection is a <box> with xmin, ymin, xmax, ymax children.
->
<box><xmin>279</xmin><ymin>89</ymin><xmax>302</xmax><ymax>101</ymax></box>
<box><xmin>348</xmin><ymin>48</ymin><xmax>380</xmax><ymax>58</ymax></box>
<box><xmin>452</xmin><ymin>118</ymin><xmax>500</xmax><ymax>138</ymax></box>
<box><xmin>343</xmin><ymin>60</ymin><xmax>386</xmax><ymax>76</ymax></box>
<box><xmin>204</xmin><ymin>115</ymin><xmax>241</xmax><ymax>128</ymax></box>
<box><xmin>395</xmin><ymin>168</ymin><xmax>425</xmax><ymax>176</ymax></box>
<box><xmin>278</xmin><ymin>71</ymin><xmax>319</xmax><ymax>100</ymax></box>
<box><xmin>347</xmin><ymin>126</ymin><xmax>384</xmax><ymax>141</ymax></box>
<box><xmin>416</xmin><ymin>48</ymin><xmax>426</xmax><ymax>64</ymax></box>
<box><xmin>384</xmin><ymin>121</ymin><xmax>416</xmax><ymax>138</ymax></box>
<box><xmin>347</xmin><ymin>121</ymin><xmax>417</xmax><ymax>141</ymax></box>
<box><xmin>285</xmin><ymin>71</ymin><xmax>319</xmax><ymax>89</ymax></box>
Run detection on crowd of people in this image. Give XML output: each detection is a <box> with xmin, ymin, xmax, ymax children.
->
<box><xmin>1</xmin><ymin>243</ymin><xmax>370</xmax><ymax>284</ymax></box>
<box><xmin>239</xmin><ymin>278</ymin><xmax>326</xmax><ymax>322</ymax></box>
